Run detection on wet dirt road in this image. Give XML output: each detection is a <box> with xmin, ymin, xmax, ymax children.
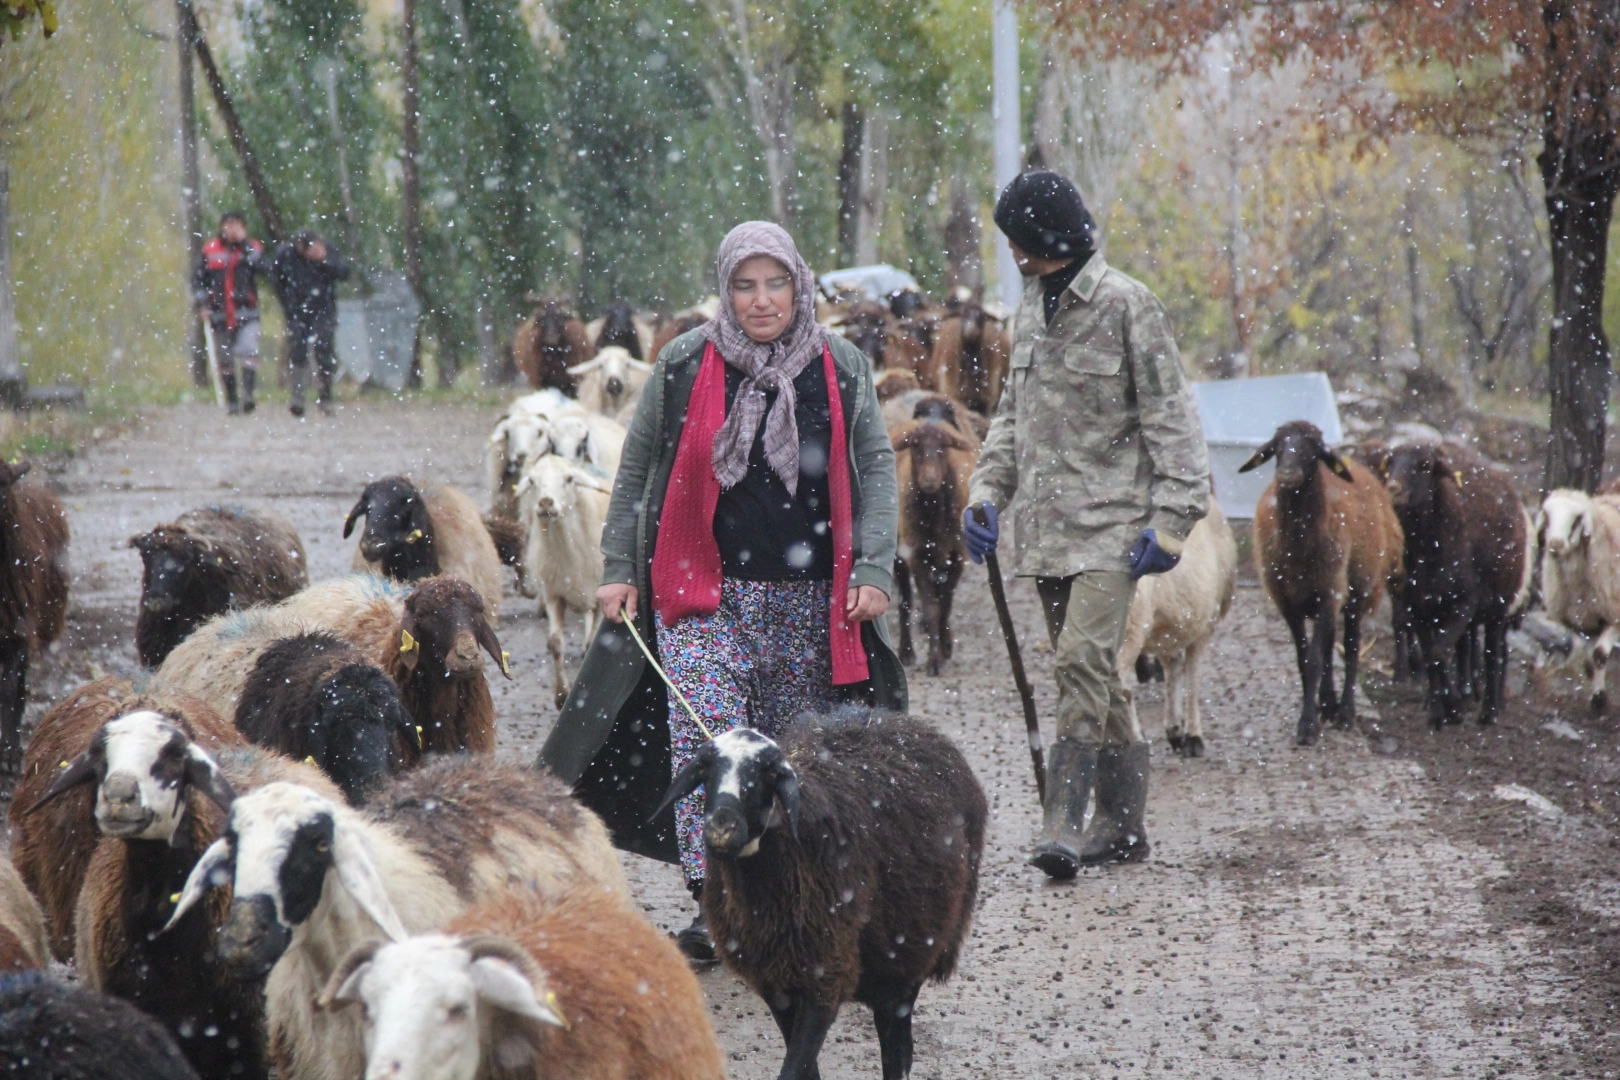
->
<box><xmin>12</xmin><ymin>400</ymin><xmax>1610</xmax><ymax>1080</ymax></box>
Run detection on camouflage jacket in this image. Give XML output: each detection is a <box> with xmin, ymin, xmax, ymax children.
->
<box><xmin>967</xmin><ymin>253</ymin><xmax>1210</xmax><ymax>577</ymax></box>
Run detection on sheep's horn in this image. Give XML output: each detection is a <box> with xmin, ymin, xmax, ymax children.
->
<box><xmin>27</xmin><ymin>750</ymin><xmax>100</xmax><ymax>813</ymax></box>
<box><xmin>317</xmin><ymin>938</ymin><xmax>385</xmax><ymax>1010</ymax></box>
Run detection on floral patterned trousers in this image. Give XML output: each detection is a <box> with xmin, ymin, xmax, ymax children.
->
<box><xmin>657</xmin><ymin>578</ymin><xmax>836</xmax><ymax>886</ymax></box>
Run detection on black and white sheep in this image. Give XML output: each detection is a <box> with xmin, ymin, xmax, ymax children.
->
<box><xmin>0</xmin><ymin>458</ymin><xmax>69</xmax><ymax>772</ymax></box>
<box><xmin>235</xmin><ymin>631</ymin><xmax>419</xmax><ymax>803</ymax></box>
<box><xmin>0</xmin><ymin>971</ymin><xmax>203</xmax><ymax>1080</ymax></box>
<box><xmin>130</xmin><ymin>505</ymin><xmax>308</xmax><ymax>668</ymax></box>
<box><xmin>164</xmin><ymin>757</ymin><xmax>629</xmax><ymax>1080</ymax></box>
<box><xmin>346</xmin><ymin>477</ymin><xmax>503</xmax><ymax>615</ymax></box>
<box><xmin>656</xmin><ymin>711</ymin><xmax>987</xmax><ymax>1080</ymax></box>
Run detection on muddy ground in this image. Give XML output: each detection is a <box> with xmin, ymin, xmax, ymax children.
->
<box><xmin>6</xmin><ymin>399</ymin><xmax>1617</xmax><ymax>1080</ymax></box>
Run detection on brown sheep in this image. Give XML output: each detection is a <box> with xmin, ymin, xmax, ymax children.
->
<box><xmin>513</xmin><ymin>298</ymin><xmax>590</xmax><ymax>393</ymax></box>
<box><xmin>932</xmin><ymin>301</ymin><xmax>1010</xmax><ymax>417</ymax></box>
<box><xmin>130</xmin><ymin>505</ymin><xmax>308</xmax><ymax>669</ymax></box>
<box><xmin>318</xmin><ymin>888</ymin><xmax>725</xmax><ymax>1080</ymax></box>
<box><xmin>0</xmin><ymin>849</ymin><xmax>49</xmax><ymax>973</ymax></box>
<box><xmin>891</xmin><ymin>418</ymin><xmax>979</xmax><ymax>676</ymax></box>
<box><xmin>8</xmin><ymin>675</ymin><xmax>242</xmax><ymax>960</ymax></box>
<box><xmin>874</xmin><ymin>367</ymin><xmax>922</xmax><ymax>403</ymax></box>
<box><xmin>1242</xmin><ymin>421</ymin><xmax>1403</xmax><ymax>745</ymax></box>
<box><xmin>0</xmin><ymin>459</ymin><xmax>69</xmax><ymax>773</ymax></box>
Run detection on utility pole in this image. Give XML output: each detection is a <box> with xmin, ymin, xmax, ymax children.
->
<box><xmin>992</xmin><ymin>0</ymin><xmax>1021</xmax><ymax>309</ymax></box>
<box><xmin>176</xmin><ymin>0</ymin><xmax>207</xmax><ymax>386</ymax></box>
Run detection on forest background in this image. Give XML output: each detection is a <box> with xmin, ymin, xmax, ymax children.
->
<box><xmin>0</xmin><ymin>0</ymin><xmax>1614</xmax><ymax>451</ymax></box>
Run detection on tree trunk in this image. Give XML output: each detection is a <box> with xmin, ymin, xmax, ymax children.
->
<box><xmin>855</xmin><ymin>110</ymin><xmax>887</xmax><ymax>267</ymax></box>
<box><xmin>400</xmin><ymin>0</ymin><xmax>424</xmax><ymax>389</ymax></box>
<box><xmin>320</xmin><ymin>60</ymin><xmax>361</xmax><ymax>265</ymax></box>
<box><xmin>944</xmin><ymin>176</ymin><xmax>982</xmax><ymax>295</ymax></box>
<box><xmin>0</xmin><ymin>164</ymin><xmax>23</xmax><ymax>404</ymax></box>
<box><xmin>176</xmin><ymin>0</ymin><xmax>207</xmax><ymax>387</ymax></box>
<box><xmin>1541</xmin><ymin>169</ymin><xmax>1616</xmax><ymax>492</ymax></box>
<box><xmin>837</xmin><ymin>102</ymin><xmax>863</xmax><ymax>267</ymax></box>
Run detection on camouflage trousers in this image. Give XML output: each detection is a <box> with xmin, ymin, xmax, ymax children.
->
<box><xmin>1036</xmin><ymin>571</ymin><xmax>1143</xmax><ymax>747</ymax></box>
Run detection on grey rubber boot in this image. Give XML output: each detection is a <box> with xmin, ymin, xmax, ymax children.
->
<box><xmin>1079</xmin><ymin>742</ymin><xmax>1151</xmax><ymax>865</ymax></box>
<box><xmin>1028</xmin><ymin>737</ymin><xmax>1097</xmax><ymax>881</ymax></box>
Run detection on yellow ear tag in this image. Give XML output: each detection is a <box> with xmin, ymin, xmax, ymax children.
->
<box><xmin>304</xmin><ymin>756</ymin><xmax>317</xmax><ymax>767</ymax></box>
<box><xmin>59</xmin><ymin>760</ymin><xmax>69</xmax><ymax>768</ymax></box>
<box><xmin>500</xmin><ymin>650</ymin><xmax>512</xmax><ymax>676</ymax></box>
<box><xmin>170</xmin><ymin>892</ymin><xmax>181</xmax><ymax>905</ymax></box>
<box><xmin>1454</xmin><ymin>471</ymin><xmax>1464</xmax><ymax>484</ymax></box>
<box><xmin>400</xmin><ymin>629</ymin><xmax>417</xmax><ymax>653</ymax></box>
<box><xmin>406</xmin><ymin>529</ymin><xmax>424</xmax><ymax>544</ymax></box>
<box><xmin>545</xmin><ymin>990</ymin><xmax>570</xmax><ymax>1028</ymax></box>
<box><xmin>414</xmin><ymin>725</ymin><xmax>424</xmax><ymax>747</ymax></box>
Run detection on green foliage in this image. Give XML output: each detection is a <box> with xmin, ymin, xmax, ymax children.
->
<box><xmin>0</xmin><ymin>0</ymin><xmax>57</xmax><ymax>43</ymax></box>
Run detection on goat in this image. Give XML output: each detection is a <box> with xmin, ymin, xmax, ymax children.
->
<box><xmin>1242</xmin><ymin>421</ymin><xmax>1403</xmax><ymax>745</ymax></box>
<box><xmin>513</xmin><ymin>299</ymin><xmax>589</xmax><ymax>393</ymax></box>
<box><xmin>1383</xmin><ymin>443</ymin><xmax>1528</xmax><ymax>726</ymax></box>
<box><xmin>130</xmin><ymin>505</ymin><xmax>308</xmax><ymax>668</ymax></box>
<box><xmin>588</xmin><ymin>299</ymin><xmax>650</xmax><ymax>359</ymax></box>
<box><xmin>486</xmin><ymin>407</ymin><xmax>623</xmax><ymax>523</ymax></box>
<box><xmin>1116</xmin><ymin>500</ymin><xmax>1238</xmax><ymax>758</ymax></box>
<box><xmin>932</xmin><ymin>301</ymin><xmax>1010</xmax><ymax>417</ymax></box>
<box><xmin>1539</xmin><ymin>489</ymin><xmax>1620</xmax><ymax>713</ymax></box>
<box><xmin>68</xmin><ymin>734</ymin><xmax>333</xmax><ymax>1080</ymax></box>
<box><xmin>159</xmin><ymin>576</ymin><xmax>509</xmax><ymax>756</ymax></box>
<box><xmin>0</xmin><ymin>459</ymin><xmax>69</xmax><ymax>773</ymax></box>
<box><xmin>346</xmin><ymin>477</ymin><xmax>504</xmax><ymax>616</ymax></box>
<box><xmin>165</xmin><ymin>758</ymin><xmax>627</xmax><ymax>1080</ymax></box>
<box><xmin>657</xmin><ymin>711</ymin><xmax>987</xmax><ymax>1080</ymax></box>
<box><xmin>8</xmin><ymin>675</ymin><xmax>241</xmax><ymax>960</ymax></box>
<box><xmin>0</xmin><ymin>971</ymin><xmax>203</xmax><ymax>1080</ymax></box>
<box><xmin>515</xmin><ymin>455</ymin><xmax>612</xmax><ymax>708</ymax></box>
<box><xmin>566</xmin><ymin>345</ymin><xmax>652</xmax><ymax>418</ymax></box>
<box><xmin>890</xmin><ymin>419</ymin><xmax>978</xmax><ymax>676</ymax></box>
<box><xmin>318</xmin><ymin>888</ymin><xmax>726</xmax><ymax>1080</ymax></box>
<box><xmin>0</xmin><ymin>851</ymin><xmax>48</xmax><ymax>973</ymax></box>
<box><xmin>236</xmin><ymin>631</ymin><xmax>419</xmax><ymax>803</ymax></box>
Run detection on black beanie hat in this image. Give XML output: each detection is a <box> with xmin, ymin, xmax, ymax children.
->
<box><xmin>993</xmin><ymin>170</ymin><xmax>1096</xmax><ymax>261</ymax></box>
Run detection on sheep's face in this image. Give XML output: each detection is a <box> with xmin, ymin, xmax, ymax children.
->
<box><xmin>1238</xmin><ymin>420</ymin><xmax>1352</xmax><ymax>490</ymax></box>
<box><xmin>1541</xmin><ymin>491</ymin><xmax>1592</xmax><ymax>557</ymax></box>
<box><xmin>27</xmin><ymin>711</ymin><xmax>234</xmax><ymax>844</ymax></box>
<box><xmin>315</xmin><ymin>664</ymin><xmax>417</xmax><ymax>802</ymax></box>
<box><xmin>320</xmin><ymin>936</ymin><xmax>565</xmax><ymax>1080</ymax></box>
<box><xmin>1382</xmin><ymin>444</ymin><xmax>1444</xmax><ymax>513</ymax></box>
<box><xmin>130</xmin><ymin>531</ymin><xmax>224</xmax><ymax>615</ymax></box>
<box><xmin>345</xmin><ymin>477</ymin><xmax>436</xmax><ymax>580</ymax></box>
<box><xmin>656</xmin><ymin>729</ymin><xmax>801</xmax><ymax>860</ymax></box>
<box><xmin>894</xmin><ymin>421</ymin><xmax>974</xmax><ymax>497</ymax></box>
<box><xmin>0</xmin><ymin>459</ymin><xmax>30</xmax><ymax>490</ymax></box>
<box><xmin>399</xmin><ymin>576</ymin><xmax>508</xmax><ymax>681</ymax></box>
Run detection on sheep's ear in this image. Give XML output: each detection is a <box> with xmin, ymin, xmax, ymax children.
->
<box><xmin>407</xmin><ymin>496</ymin><xmax>434</xmax><ymax>548</ymax></box>
<box><xmin>473</xmin><ymin>615</ymin><xmax>511</xmax><ymax>679</ymax></box>
<box><xmin>332</xmin><ymin>818</ymin><xmax>409</xmax><ymax>942</ymax></box>
<box><xmin>343</xmin><ymin>493</ymin><xmax>368</xmax><ymax>539</ymax></box>
<box><xmin>627</xmin><ymin>358</ymin><xmax>654</xmax><ymax>373</ymax></box>
<box><xmin>652</xmin><ymin>746</ymin><xmax>713</xmax><ymax>823</ymax></box>
<box><xmin>129</xmin><ymin>532</ymin><xmax>154</xmax><ymax>553</ymax></box>
<box><xmin>1237</xmin><ymin>439</ymin><xmax>1276</xmax><ymax>473</ymax></box>
<box><xmin>772</xmin><ymin>762</ymin><xmax>801</xmax><ymax>841</ymax></box>
<box><xmin>472</xmin><ymin>958</ymin><xmax>567</xmax><ymax>1028</ymax></box>
<box><xmin>316</xmin><ymin>939</ymin><xmax>383</xmax><ymax>1010</ymax></box>
<box><xmin>11</xmin><ymin>461</ymin><xmax>30</xmax><ymax>479</ymax></box>
<box><xmin>938</xmin><ymin>427</ymin><xmax>978</xmax><ymax>454</ymax></box>
<box><xmin>564</xmin><ymin>356</ymin><xmax>602</xmax><ymax>376</ymax></box>
<box><xmin>1320</xmin><ymin>450</ymin><xmax>1354</xmax><ymax>482</ymax></box>
<box><xmin>162</xmin><ymin>836</ymin><xmax>233</xmax><ymax>933</ymax></box>
<box><xmin>184</xmin><ymin>745</ymin><xmax>236</xmax><ymax>813</ymax></box>
<box><xmin>26</xmin><ymin>750</ymin><xmax>100</xmax><ymax>813</ymax></box>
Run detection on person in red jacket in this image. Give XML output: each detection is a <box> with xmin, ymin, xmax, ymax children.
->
<box><xmin>192</xmin><ymin>210</ymin><xmax>267</xmax><ymax>414</ymax></box>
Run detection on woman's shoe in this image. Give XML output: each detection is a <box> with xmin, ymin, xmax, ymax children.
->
<box><xmin>676</xmin><ymin>912</ymin><xmax>716</xmax><ymax>965</ymax></box>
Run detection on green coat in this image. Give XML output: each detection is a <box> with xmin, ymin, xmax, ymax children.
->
<box><xmin>538</xmin><ymin>328</ymin><xmax>908</xmax><ymax>863</ymax></box>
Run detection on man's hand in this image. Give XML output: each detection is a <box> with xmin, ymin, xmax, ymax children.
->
<box><xmin>845</xmin><ymin>585</ymin><xmax>888</xmax><ymax>622</ymax></box>
<box><xmin>962</xmin><ymin>502</ymin><xmax>999</xmax><ymax>564</ymax></box>
<box><xmin>597</xmin><ymin>583</ymin><xmax>638</xmax><ymax>623</ymax></box>
<box><xmin>1128</xmin><ymin>529</ymin><xmax>1183</xmax><ymax>580</ymax></box>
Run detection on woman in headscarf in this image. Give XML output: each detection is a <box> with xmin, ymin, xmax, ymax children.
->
<box><xmin>539</xmin><ymin>222</ymin><xmax>905</xmax><ymax>960</ymax></box>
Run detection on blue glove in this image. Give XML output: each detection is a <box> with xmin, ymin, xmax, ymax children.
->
<box><xmin>1128</xmin><ymin>528</ymin><xmax>1181</xmax><ymax>580</ymax></box>
<box><xmin>962</xmin><ymin>502</ymin><xmax>999</xmax><ymax>564</ymax></box>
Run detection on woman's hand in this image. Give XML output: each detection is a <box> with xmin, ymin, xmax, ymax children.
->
<box><xmin>844</xmin><ymin>585</ymin><xmax>888</xmax><ymax>623</ymax></box>
<box><xmin>597</xmin><ymin>583</ymin><xmax>638</xmax><ymax>623</ymax></box>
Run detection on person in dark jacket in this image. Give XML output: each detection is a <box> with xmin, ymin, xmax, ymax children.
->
<box><xmin>271</xmin><ymin>230</ymin><xmax>350</xmax><ymax>417</ymax></box>
<box><xmin>192</xmin><ymin>210</ymin><xmax>267</xmax><ymax>414</ymax></box>
<box><xmin>538</xmin><ymin>221</ymin><xmax>905</xmax><ymax>964</ymax></box>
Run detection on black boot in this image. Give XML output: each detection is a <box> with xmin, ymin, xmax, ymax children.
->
<box><xmin>222</xmin><ymin>371</ymin><xmax>241</xmax><ymax>415</ymax></box>
<box><xmin>1029</xmin><ymin>738</ymin><xmax>1096</xmax><ymax>881</ymax></box>
<box><xmin>1080</xmin><ymin>742</ymin><xmax>1151</xmax><ymax>865</ymax></box>
<box><xmin>316</xmin><ymin>369</ymin><xmax>335</xmax><ymax>416</ymax></box>
<box><xmin>289</xmin><ymin>364</ymin><xmax>307</xmax><ymax>417</ymax></box>
<box><xmin>241</xmin><ymin>368</ymin><xmax>257</xmax><ymax>413</ymax></box>
<box><xmin>676</xmin><ymin>881</ymin><xmax>716</xmax><ymax>965</ymax></box>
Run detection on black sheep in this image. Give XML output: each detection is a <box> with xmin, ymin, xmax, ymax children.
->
<box><xmin>0</xmin><ymin>971</ymin><xmax>202</xmax><ymax>1080</ymax></box>
<box><xmin>131</xmin><ymin>506</ymin><xmax>308</xmax><ymax>669</ymax></box>
<box><xmin>657</xmin><ymin>710</ymin><xmax>986</xmax><ymax>1080</ymax></box>
<box><xmin>235</xmin><ymin>632</ymin><xmax>418</xmax><ymax>802</ymax></box>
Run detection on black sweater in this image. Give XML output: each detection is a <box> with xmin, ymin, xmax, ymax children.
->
<box><xmin>713</xmin><ymin>362</ymin><xmax>834</xmax><ymax>581</ymax></box>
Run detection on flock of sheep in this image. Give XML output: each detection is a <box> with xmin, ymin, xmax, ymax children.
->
<box><xmin>0</xmin><ymin>287</ymin><xmax>1615</xmax><ymax>1080</ymax></box>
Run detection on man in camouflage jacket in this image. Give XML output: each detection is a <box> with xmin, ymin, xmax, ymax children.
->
<box><xmin>966</xmin><ymin>170</ymin><xmax>1210</xmax><ymax>879</ymax></box>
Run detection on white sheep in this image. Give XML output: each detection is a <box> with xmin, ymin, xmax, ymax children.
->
<box><xmin>1116</xmin><ymin>499</ymin><xmax>1238</xmax><ymax>758</ymax></box>
<box><xmin>1538</xmin><ymin>489</ymin><xmax>1620</xmax><ymax>712</ymax></box>
<box><xmin>486</xmin><ymin>410</ymin><xmax>624</xmax><ymax>522</ymax></box>
<box><xmin>515</xmin><ymin>455</ymin><xmax>612</xmax><ymax>708</ymax></box>
<box><xmin>565</xmin><ymin>346</ymin><xmax>652</xmax><ymax>419</ymax></box>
